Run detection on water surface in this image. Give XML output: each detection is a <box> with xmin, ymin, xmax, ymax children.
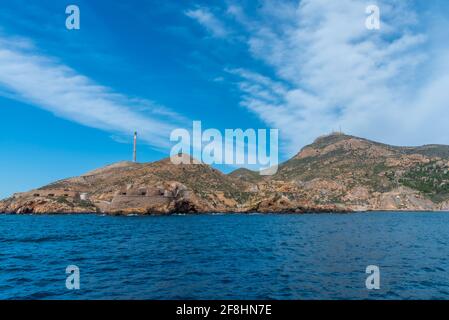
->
<box><xmin>1</xmin><ymin>212</ymin><xmax>448</xmax><ymax>299</ymax></box>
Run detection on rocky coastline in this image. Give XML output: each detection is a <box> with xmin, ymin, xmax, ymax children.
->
<box><xmin>3</xmin><ymin>133</ymin><xmax>449</xmax><ymax>215</ymax></box>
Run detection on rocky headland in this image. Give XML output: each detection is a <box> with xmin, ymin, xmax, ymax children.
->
<box><xmin>2</xmin><ymin>133</ymin><xmax>449</xmax><ymax>214</ymax></box>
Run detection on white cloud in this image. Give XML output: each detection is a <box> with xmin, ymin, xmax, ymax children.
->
<box><xmin>185</xmin><ymin>7</ymin><xmax>229</xmax><ymax>38</ymax></box>
<box><xmin>224</xmin><ymin>0</ymin><xmax>449</xmax><ymax>156</ymax></box>
<box><xmin>0</xmin><ymin>36</ymin><xmax>187</xmax><ymax>150</ymax></box>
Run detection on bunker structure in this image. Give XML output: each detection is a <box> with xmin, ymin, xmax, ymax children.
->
<box><xmin>15</xmin><ymin>189</ymin><xmax>80</xmax><ymax>199</ymax></box>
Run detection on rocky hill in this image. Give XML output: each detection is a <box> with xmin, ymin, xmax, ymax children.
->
<box><xmin>2</xmin><ymin>133</ymin><xmax>449</xmax><ymax>214</ymax></box>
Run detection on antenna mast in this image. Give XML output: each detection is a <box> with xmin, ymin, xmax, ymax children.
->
<box><xmin>133</xmin><ymin>131</ymin><xmax>137</xmax><ymax>162</ymax></box>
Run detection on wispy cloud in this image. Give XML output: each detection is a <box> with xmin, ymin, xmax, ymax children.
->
<box><xmin>208</xmin><ymin>0</ymin><xmax>449</xmax><ymax>155</ymax></box>
<box><xmin>0</xmin><ymin>35</ymin><xmax>187</xmax><ymax>150</ymax></box>
<box><xmin>185</xmin><ymin>7</ymin><xmax>229</xmax><ymax>38</ymax></box>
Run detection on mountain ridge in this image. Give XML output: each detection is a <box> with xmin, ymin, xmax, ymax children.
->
<box><xmin>3</xmin><ymin>133</ymin><xmax>449</xmax><ymax>214</ymax></box>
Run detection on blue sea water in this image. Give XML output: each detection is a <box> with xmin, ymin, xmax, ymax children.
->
<box><xmin>0</xmin><ymin>212</ymin><xmax>449</xmax><ymax>300</ymax></box>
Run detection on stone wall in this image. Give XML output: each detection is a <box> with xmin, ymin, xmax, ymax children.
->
<box><xmin>16</xmin><ymin>189</ymin><xmax>80</xmax><ymax>199</ymax></box>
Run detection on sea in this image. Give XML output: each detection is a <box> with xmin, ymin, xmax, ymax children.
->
<box><xmin>0</xmin><ymin>212</ymin><xmax>448</xmax><ymax>300</ymax></box>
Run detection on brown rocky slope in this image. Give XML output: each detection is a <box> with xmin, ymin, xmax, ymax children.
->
<box><xmin>2</xmin><ymin>133</ymin><xmax>449</xmax><ymax>214</ymax></box>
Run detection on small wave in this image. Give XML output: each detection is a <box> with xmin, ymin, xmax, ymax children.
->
<box><xmin>3</xmin><ymin>235</ymin><xmax>80</xmax><ymax>243</ymax></box>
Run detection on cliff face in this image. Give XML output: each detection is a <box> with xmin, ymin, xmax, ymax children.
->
<box><xmin>3</xmin><ymin>133</ymin><xmax>449</xmax><ymax>214</ymax></box>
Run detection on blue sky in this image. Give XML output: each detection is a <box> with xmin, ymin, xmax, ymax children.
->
<box><xmin>1</xmin><ymin>0</ymin><xmax>449</xmax><ymax>198</ymax></box>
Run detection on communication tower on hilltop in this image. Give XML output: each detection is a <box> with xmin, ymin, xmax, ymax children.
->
<box><xmin>133</xmin><ymin>131</ymin><xmax>137</xmax><ymax>163</ymax></box>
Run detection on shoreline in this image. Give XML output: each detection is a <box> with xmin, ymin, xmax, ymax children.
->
<box><xmin>2</xmin><ymin>210</ymin><xmax>449</xmax><ymax>216</ymax></box>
